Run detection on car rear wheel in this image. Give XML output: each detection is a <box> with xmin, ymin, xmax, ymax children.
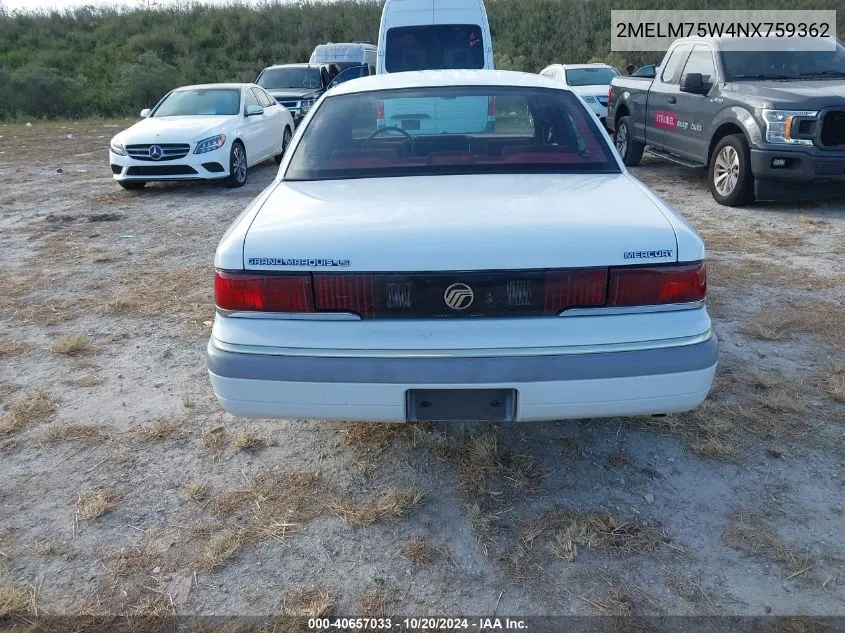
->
<box><xmin>614</xmin><ymin>116</ymin><xmax>644</xmax><ymax>166</ymax></box>
<box><xmin>274</xmin><ymin>128</ymin><xmax>292</xmax><ymax>165</ymax></box>
<box><xmin>709</xmin><ymin>134</ymin><xmax>754</xmax><ymax>206</ymax></box>
<box><xmin>118</xmin><ymin>180</ymin><xmax>146</xmax><ymax>190</ymax></box>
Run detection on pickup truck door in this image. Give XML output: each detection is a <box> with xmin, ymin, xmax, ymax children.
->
<box><xmin>666</xmin><ymin>45</ymin><xmax>720</xmax><ymax>162</ymax></box>
<box><xmin>645</xmin><ymin>44</ymin><xmax>693</xmax><ymax>151</ymax></box>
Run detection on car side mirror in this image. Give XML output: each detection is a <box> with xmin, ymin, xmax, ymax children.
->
<box><xmin>245</xmin><ymin>105</ymin><xmax>264</xmax><ymax>117</ymax></box>
<box><xmin>139</xmin><ymin>108</ymin><xmax>151</xmax><ymax>118</ymax></box>
<box><xmin>680</xmin><ymin>72</ymin><xmax>706</xmax><ymax>94</ymax></box>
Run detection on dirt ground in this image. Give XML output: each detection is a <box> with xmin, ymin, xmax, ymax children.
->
<box><xmin>0</xmin><ymin>121</ymin><xmax>843</xmax><ymax>621</ymax></box>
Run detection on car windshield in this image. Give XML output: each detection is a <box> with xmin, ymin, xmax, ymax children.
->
<box><xmin>258</xmin><ymin>67</ymin><xmax>322</xmax><ymax>90</ymax></box>
<box><xmin>385</xmin><ymin>25</ymin><xmax>485</xmax><ymax>72</ymax></box>
<box><xmin>284</xmin><ymin>85</ymin><xmax>620</xmax><ymax>181</ymax></box>
<box><xmin>721</xmin><ymin>40</ymin><xmax>845</xmax><ymax>80</ymax></box>
<box><xmin>565</xmin><ymin>67</ymin><xmax>619</xmax><ymax>86</ymax></box>
<box><xmin>152</xmin><ymin>89</ymin><xmax>240</xmax><ymax>116</ymax></box>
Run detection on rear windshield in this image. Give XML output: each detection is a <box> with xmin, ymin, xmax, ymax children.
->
<box><xmin>385</xmin><ymin>25</ymin><xmax>485</xmax><ymax>72</ymax></box>
<box><xmin>257</xmin><ymin>67</ymin><xmax>322</xmax><ymax>90</ymax></box>
<box><xmin>565</xmin><ymin>67</ymin><xmax>619</xmax><ymax>86</ymax></box>
<box><xmin>284</xmin><ymin>86</ymin><xmax>619</xmax><ymax>181</ymax></box>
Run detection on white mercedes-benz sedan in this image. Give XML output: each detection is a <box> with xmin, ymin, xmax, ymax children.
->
<box><xmin>207</xmin><ymin>70</ymin><xmax>718</xmax><ymax>423</ymax></box>
<box><xmin>109</xmin><ymin>83</ymin><xmax>294</xmax><ymax>190</ymax></box>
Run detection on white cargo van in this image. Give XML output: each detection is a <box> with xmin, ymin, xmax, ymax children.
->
<box><xmin>310</xmin><ymin>42</ymin><xmax>378</xmax><ymax>76</ymax></box>
<box><xmin>376</xmin><ymin>0</ymin><xmax>495</xmax><ymax>134</ymax></box>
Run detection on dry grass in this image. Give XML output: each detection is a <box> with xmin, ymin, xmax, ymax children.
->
<box><xmin>750</xmin><ymin>370</ymin><xmax>785</xmax><ymax>390</ymax></box>
<box><xmin>328</xmin><ymin>490</ymin><xmax>424</xmax><ymax>527</ymax></box>
<box><xmin>37</xmin><ymin>422</ymin><xmax>106</xmax><ymax>444</ymax></box>
<box><xmin>819</xmin><ymin>365</ymin><xmax>845</xmax><ymax>402</ymax></box>
<box><xmin>194</xmin><ymin>528</ymin><xmax>251</xmax><ymax>572</ymax></box>
<box><xmin>631</xmin><ymin>374</ymin><xmax>823</xmax><ymax>462</ymax></box>
<box><xmin>134</xmin><ymin>418</ymin><xmax>181</xmax><ymax>442</ymax></box>
<box><xmin>561</xmin><ymin>435</ymin><xmax>585</xmax><ymax>460</ymax></box>
<box><xmin>104</xmin><ymin>545</ymin><xmax>160</xmax><ymax>579</ymax></box>
<box><xmin>75</xmin><ymin>487</ymin><xmax>120</xmax><ymax>521</ymax></box>
<box><xmin>184</xmin><ymin>481</ymin><xmax>210</xmax><ymax>502</ymax></box>
<box><xmin>707</xmin><ymin>257</ymin><xmax>843</xmax><ymax>291</ymax></box>
<box><xmin>522</xmin><ymin>508</ymin><xmax>670</xmax><ymax>562</ymax></box>
<box><xmin>200</xmin><ymin>425</ymin><xmax>229</xmax><ymax>455</ymax></box>
<box><xmin>283</xmin><ymin>587</ymin><xmax>333</xmax><ymax>618</ymax></box>
<box><xmin>607</xmin><ymin>452</ymin><xmax>631</xmax><ymax>468</ymax></box>
<box><xmin>195</xmin><ymin>470</ymin><xmax>324</xmax><ymax>571</ymax></box>
<box><xmin>454</xmin><ymin>433</ymin><xmax>499</xmax><ymax>500</ymax></box>
<box><xmin>233</xmin><ymin>433</ymin><xmax>273</xmax><ymax>452</ymax></box>
<box><xmin>0</xmin><ymin>390</ymin><xmax>56</xmax><ymax>435</ymax></box>
<box><xmin>0</xmin><ymin>585</ymin><xmax>33</xmax><ymax>617</ymax></box>
<box><xmin>65</xmin><ymin>374</ymin><xmax>105</xmax><ymax>388</ymax></box>
<box><xmin>357</xmin><ymin>589</ymin><xmax>390</xmax><ymax>618</ymax></box>
<box><xmin>50</xmin><ymin>333</ymin><xmax>91</xmax><ymax>356</ymax></box>
<box><xmin>341</xmin><ymin>422</ymin><xmax>416</xmax><ymax>455</ymax></box>
<box><xmin>99</xmin><ymin>265</ymin><xmax>213</xmax><ymax>330</ymax></box>
<box><xmin>0</xmin><ymin>339</ymin><xmax>32</xmax><ymax>357</ymax></box>
<box><xmin>742</xmin><ymin>299</ymin><xmax>845</xmax><ymax>348</ymax></box>
<box><xmin>403</xmin><ymin>536</ymin><xmax>438</xmax><ymax>564</ymax></box>
<box><xmin>722</xmin><ymin>525</ymin><xmax>814</xmax><ymax>580</ymax></box>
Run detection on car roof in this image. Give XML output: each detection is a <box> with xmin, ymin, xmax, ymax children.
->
<box><xmin>547</xmin><ymin>63</ymin><xmax>615</xmax><ymax>70</ymax></box>
<box><xmin>262</xmin><ymin>63</ymin><xmax>325</xmax><ymax>70</ymax></box>
<box><xmin>329</xmin><ymin>69</ymin><xmax>567</xmax><ymax>96</ymax></box>
<box><xmin>174</xmin><ymin>83</ymin><xmax>253</xmax><ymax>91</ymax></box>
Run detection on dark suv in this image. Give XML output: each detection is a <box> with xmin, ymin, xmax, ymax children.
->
<box><xmin>255</xmin><ymin>63</ymin><xmax>332</xmax><ymax>126</ymax></box>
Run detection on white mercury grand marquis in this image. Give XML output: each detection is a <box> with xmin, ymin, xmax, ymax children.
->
<box><xmin>207</xmin><ymin>70</ymin><xmax>718</xmax><ymax>423</ymax></box>
<box><xmin>109</xmin><ymin>83</ymin><xmax>294</xmax><ymax>190</ymax></box>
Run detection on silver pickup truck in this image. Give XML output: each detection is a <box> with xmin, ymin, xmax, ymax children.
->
<box><xmin>608</xmin><ymin>36</ymin><xmax>845</xmax><ymax>206</ymax></box>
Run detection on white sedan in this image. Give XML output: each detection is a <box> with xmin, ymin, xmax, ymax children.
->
<box><xmin>539</xmin><ymin>63</ymin><xmax>620</xmax><ymax>126</ymax></box>
<box><xmin>109</xmin><ymin>83</ymin><xmax>294</xmax><ymax>190</ymax></box>
<box><xmin>207</xmin><ymin>70</ymin><xmax>718</xmax><ymax>423</ymax></box>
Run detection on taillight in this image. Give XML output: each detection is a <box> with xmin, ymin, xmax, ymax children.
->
<box><xmin>543</xmin><ymin>269</ymin><xmax>608</xmax><ymax>313</ymax></box>
<box><xmin>608</xmin><ymin>262</ymin><xmax>706</xmax><ymax>307</ymax></box>
<box><xmin>487</xmin><ymin>96</ymin><xmax>496</xmax><ymax>117</ymax></box>
<box><xmin>314</xmin><ymin>274</ymin><xmax>376</xmax><ymax>317</ymax></box>
<box><xmin>376</xmin><ymin>99</ymin><xmax>385</xmax><ymax>124</ymax></box>
<box><xmin>607</xmin><ymin>85</ymin><xmax>612</xmax><ymax>103</ymax></box>
<box><xmin>214</xmin><ymin>271</ymin><xmax>313</xmax><ymax>312</ymax></box>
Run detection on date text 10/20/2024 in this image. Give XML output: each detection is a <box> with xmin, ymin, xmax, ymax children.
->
<box><xmin>308</xmin><ymin>618</ymin><xmax>529</xmax><ymax>631</ymax></box>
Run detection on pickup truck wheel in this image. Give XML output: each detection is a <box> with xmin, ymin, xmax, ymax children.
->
<box><xmin>709</xmin><ymin>134</ymin><xmax>754</xmax><ymax>206</ymax></box>
<box><xmin>614</xmin><ymin>116</ymin><xmax>644</xmax><ymax>166</ymax></box>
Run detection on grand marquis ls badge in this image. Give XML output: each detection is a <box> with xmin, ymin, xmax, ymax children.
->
<box><xmin>444</xmin><ymin>283</ymin><xmax>474</xmax><ymax>311</ymax></box>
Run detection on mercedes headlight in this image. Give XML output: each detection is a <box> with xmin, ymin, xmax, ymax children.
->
<box><xmin>110</xmin><ymin>140</ymin><xmax>126</xmax><ymax>156</ymax></box>
<box><xmin>194</xmin><ymin>134</ymin><xmax>227</xmax><ymax>154</ymax></box>
<box><xmin>582</xmin><ymin>96</ymin><xmax>597</xmax><ymax>103</ymax></box>
<box><xmin>762</xmin><ymin>109</ymin><xmax>817</xmax><ymax>145</ymax></box>
<box><xmin>300</xmin><ymin>98</ymin><xmax>315</xmax><ymax>114</ymax></box>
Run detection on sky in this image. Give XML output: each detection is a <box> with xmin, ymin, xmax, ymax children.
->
<box><xmin>2</xmin><ymin>0</ymin><xmax>266</xmax><ymax>10</ymax></box>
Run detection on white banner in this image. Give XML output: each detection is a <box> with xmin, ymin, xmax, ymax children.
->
<box><xmin>611</xmin><ymin>10</ymin><xmax>837</xmax><ymax>51</ymax></box>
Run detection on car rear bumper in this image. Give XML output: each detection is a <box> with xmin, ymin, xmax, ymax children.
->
<box><xmin>750</xmin><ymin>147</ymin><xmax>845</xmax><ymax>200</ymax></box>
<box><xmin>206</xmin><ymin>332</ymin><xmax>718</xmax><ymax>422</ymax></box>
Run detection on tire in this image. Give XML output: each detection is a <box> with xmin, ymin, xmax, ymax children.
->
<box><xmin>613</xmin><ymin>116</ymin><xmax>644</xmax><ymax>166</ymax></box>
<box><xmin>708</xmin><ymin>134</ymin><xmax>754</xmax><ymax>206</ymax></box>
<box><xmin>274</xmin><ymin>127</ymin><xmax>292</xmax><ymax>165</ymax></box>
<box><xmin>225</xmin><ymin>141</ymin><xmax>248</xmax><ymax>188</ymax></box>
<box><xmin>118</xmin><ymin>180</ymin><xmax>146</xmax><ymax>190</ymax></box>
